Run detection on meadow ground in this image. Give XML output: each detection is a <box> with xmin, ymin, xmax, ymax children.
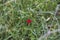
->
<box><xmin>0</xmin><ymin>0</ymin><xmax>60</xmax><ymax>40</ymax></box>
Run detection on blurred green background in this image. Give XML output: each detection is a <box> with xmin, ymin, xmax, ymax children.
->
<box><xmin>0</xmin><ymin>0</ymin><xmax>60</xmax><ymax>40</ymax></box>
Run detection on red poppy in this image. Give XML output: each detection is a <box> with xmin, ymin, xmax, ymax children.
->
<box><xmin>26</xmin><ymin>19</ymin><xmax>32</xmax><ymax>25</ymax></box>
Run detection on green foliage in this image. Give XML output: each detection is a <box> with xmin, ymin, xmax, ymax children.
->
<box><xmin>0</xmin><ymin>0</ymin><xmax>60</xmax><ymax>40</ymax></box>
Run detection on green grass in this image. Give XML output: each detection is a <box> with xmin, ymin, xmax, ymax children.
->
<box><xmin>0</xmin><ymin>0</ymin><xmax>60</xmax><ymax>40</ymax></box>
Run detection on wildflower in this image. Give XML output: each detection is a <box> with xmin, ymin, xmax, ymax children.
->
<box><xmin>26</xmin><ymin>19</ymin><xmax>32</xmax><ymax>25</ymax></box>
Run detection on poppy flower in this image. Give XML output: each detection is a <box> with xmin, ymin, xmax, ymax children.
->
<box><xmin>26</xmin><ymin>19</ymin><xmax>32</xmax><ymax>25</ymax></box>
